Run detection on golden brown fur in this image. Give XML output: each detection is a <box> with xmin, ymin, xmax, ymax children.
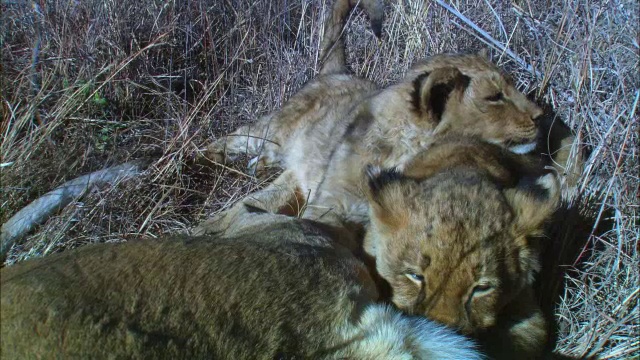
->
<box><xmin>1</xmin><ymin>214</ymin><xmax>483</xmax><ymax>359</ymax></box>
<box><xmin>199</xmin><ymin>0</ymin><xmax>548</xmax><ymax>231</ymax></box>
<box><xmin>193</xmin><ymin>135</ymin><xmax>561</xmax><ymax>358</ymax></box>
<box><xmin>195</xmin><ymin>59</ymin><xmax>546</xmax><ymax>236</ymax></box>
<box><xmin>363</xmin><ymin>136</ymin><xmax>561</xmax><ymax>359</ymax></box>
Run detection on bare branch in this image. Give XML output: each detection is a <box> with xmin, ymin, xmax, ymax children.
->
<box><xmin>434</xmin><ymin>0</ymin><xmax>543</xmax><ymax>78</ymax></box>
<box><xmin>1</xmin><ymin>161</ymin><xmax>148</xmax><ymax>258</ymax></box>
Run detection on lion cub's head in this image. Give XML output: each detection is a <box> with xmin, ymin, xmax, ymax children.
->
<box><xmin>363</xmin><ymin>137</ymin><xmax>559</xmax><ymax>334</ymax></box>
<box><xmin>421</xmin><ymin>54</ymin><xmax>542</xmax><ymax>153</ymax></box>
<box><xmin>366</xmin><ymin>54</ymin><xmax>542</xmax><ymax>160</ymax></box>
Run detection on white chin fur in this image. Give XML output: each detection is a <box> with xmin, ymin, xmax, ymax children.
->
<box><xmin>509</xmin><ymin>142</ymin><xmax>537</xmax><ymax>154</ymax></box>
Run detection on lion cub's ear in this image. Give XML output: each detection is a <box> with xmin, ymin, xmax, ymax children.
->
<box><xmin>414</xmin><ymin>68</ymin><xmax>470</xmax><ymax>121</ymax></box>
<box><xmin>504</xmin><ymin>173</ymin><xmax>560</xmax><ymax>236</ymax></box>
<box><xmin>364</xmin><ymin>165</ymin><xmax>409</xmax><ymax>229</ymax></box>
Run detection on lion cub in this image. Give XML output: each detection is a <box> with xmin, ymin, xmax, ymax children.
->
<box><xmin>363</xmin><ymin>135</ymin><xmax>561</xmax><ymax>359</ymax></box>
<box><xmin>1</xmin><ymin>213</ymin><xmax>482</xmax><ymax>359</ymax></box>
<box><xmin>194</xmin><ymin>60</ymin><xmax>545</xmax><ymax>235</ymax></box>
<box><xmin>198</xmin><ymin>0</ymin><xmax>548</xmax><ymax>232</ymax></box>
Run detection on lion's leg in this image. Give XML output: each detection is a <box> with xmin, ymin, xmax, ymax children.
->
<box><xmin>298</xmin><ymin>159</ymin><xmax>369</xmax><ymax>229</ymax></box>
<box><xmin>299</xmin><ymin>189</ymin><xmax>370</xmax><ymax>249</ymax></box>
<box><xmin>201</xmin><ymin>113</ymin><xmax>282</xmax><ymax>173</ymax></box>
<box><xmin>242</xmin><ymin>170</ymin><xmax>304</xmax><ymax>215</ymax></box>
<box><xmin>192</xmin><ymin>170</ymin><xmax>302</xmax><ymax>237</ymax></box>
<box><xmin>300</xmin><ymin>200</ymin><xmax>345</xmax><ymax>228</ymax></box>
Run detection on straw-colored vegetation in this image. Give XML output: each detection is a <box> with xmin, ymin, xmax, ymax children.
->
<box><xmin>1</xmin><ymin>0</ymin><xmax>637</xmax><ymax>358</ymax></box>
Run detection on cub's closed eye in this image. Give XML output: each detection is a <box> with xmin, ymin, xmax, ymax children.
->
<box><xmin>473</xmin><ymin>284</ymin><xmax>493</xmax><ymax>294</ymax></box>
<box><xmin>406</xmin><ymin>273</ymin><xmax>424</xmax><ymax>282</ymax></box>
<box><xmin>485</xmin><ymin>93</ymin><xmax>503</xmax><ymax>102</ymax></box>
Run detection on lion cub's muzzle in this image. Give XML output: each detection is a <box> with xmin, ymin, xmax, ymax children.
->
<box><xmin>506</xmin><ymin>135</ymin><xmax>539</xmax><ymax>154</ymax></box>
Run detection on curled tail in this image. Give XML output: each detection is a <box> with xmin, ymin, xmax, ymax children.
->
<box><xmin>319</xmin><ymin>0</ymin><xmax>384</xmax><ymax>75</ymax></box>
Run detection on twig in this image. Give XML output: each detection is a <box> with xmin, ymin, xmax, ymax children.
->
<box><xmin>434</xmin><ymin>0</ymin><xmax>543</xmax><ymax>78</ymax></box>
<box><xmin>1</xmin><ymin>160</ymin><xmax>149</xmax><ymax>258</ymax></box>
<box><xmin>483</xmin><ymin>0</ymin><xmax>508</xmax><ymax>42</ymax></box>
<box><xmin>31</xmin><ymin>1</ymin><xmax>44</xmax><ymax>125</ymax></box>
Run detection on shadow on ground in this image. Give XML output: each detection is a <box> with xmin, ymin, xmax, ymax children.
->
<box><xmin>535</xmin><ymin>105</ymin><xmax>607</xmax><ymax>360</ymax></box>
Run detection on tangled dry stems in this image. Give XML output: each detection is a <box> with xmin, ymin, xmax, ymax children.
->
<box><xmin>1</xmin><ymin>0</ymin><xmax>637</xmax><ymax>357</ymax></box>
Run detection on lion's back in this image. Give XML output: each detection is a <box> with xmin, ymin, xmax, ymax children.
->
<box><xmin>0</xmin><ymin>231</ymin><xmax>371</xmax><ymax>359</ymax></box>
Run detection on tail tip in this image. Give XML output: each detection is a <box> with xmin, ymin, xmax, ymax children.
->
<box><xmin>370</xmin><ymin>19</ymin><xmax>383</xmax><ymax>38</ymax></box>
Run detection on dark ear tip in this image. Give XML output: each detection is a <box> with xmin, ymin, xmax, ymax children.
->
<box><xmin>370</xmin><ymin>20</ymin><xmax>383</xmax><ymax>38</ymax></box>
<box><xmin>366</xmin><ymin>166</ymin><xmax>404</xmax><ymax>195</ymax></box>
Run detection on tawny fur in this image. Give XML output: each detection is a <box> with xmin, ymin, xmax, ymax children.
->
<box><xmin>198</xmin><ymin>0</ymin><xmax>560</xmax><ymax>233</ymax></box>
<box><xmin>363</xmin><ymin>136</ymin><xmax>561</xmax><ymax>359</ymax></box>
<box><xmin>193</xmin><ymin>135</ymin><xmax>561</xmax><ymax>358</ymax></box>
<box><xmin>1</xmin><ymin>214</ymin><xmax>482</xmax><ymax>360</ymax></box>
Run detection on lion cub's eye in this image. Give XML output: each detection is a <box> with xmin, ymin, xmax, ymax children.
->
<box><xmin>472</xmin><ymin>284</ymin><xmax>494</xmax><ymax>296</ymax></box>
<box><xmin>485</xmin><ymin>92</ymin><xmax>504</xmax><ymax>102</ymax></box>
<box><xmin>405</xmin><ymin>272</ymin><xmax>424</xmax><ymax>283</ymax></box>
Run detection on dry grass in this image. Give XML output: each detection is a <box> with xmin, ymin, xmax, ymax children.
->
<box><xmin>1</xmin><ymin>0</ymin><xmax>637</xmax><ymax>358</ymax></box>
